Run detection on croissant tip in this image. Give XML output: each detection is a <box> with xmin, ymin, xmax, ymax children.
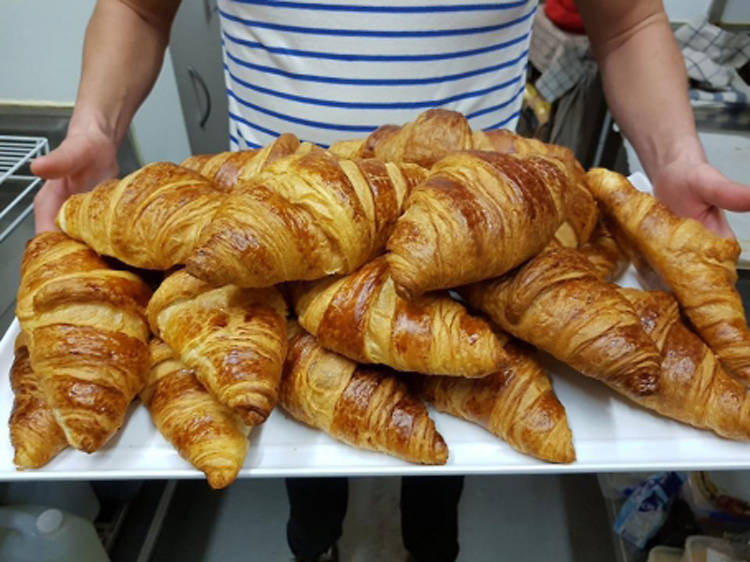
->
<box><xmin>66</xmin><ymin>432</ymin><xmax>108</xmax><ymax>454</ymax></box>
<box><xmin>236</xmin><ymin>405</ymin><xmax>270</xmax><ymax>427</ymax></box>
<box><xmin>558</xmin><ymin>447</ymin><xmax>576</xmax><ymax>464</ymax></box>
<box><xmin>431</xmin><ymin>435</ymin><xmax>449</xmax><ymax>465</ymax></box>
<box><xmin>205</xmin><ymin>467</ymin><xmax>241</xmax><ymax>489</ymax></box>
<box><xmin>12</xmin><ymin>450</ymin><xmax>37</xmax><ymax>470</ymax></box>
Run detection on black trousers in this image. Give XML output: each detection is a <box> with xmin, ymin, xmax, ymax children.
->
<box><xmin>285</xmin><ymin>476</ymin><xmax>464</xmax><ymax>562</ymax></box>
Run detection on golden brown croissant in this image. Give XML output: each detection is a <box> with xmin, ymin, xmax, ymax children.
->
<box><xmin>479</xmin><ymin>129</ymin><xmax>598</xmax><ymax>249</ymax></box>
<box><xmin>386</xmin><ymin>151</ymin><xmax>569</xmax><ymax>298</ymax></box>
<box><xmin>329</xmin><ymin>109</ymin><xmax>475</xmax><ymax>168</ymax></box>
<box><xmin>141</xmin><ymin>339</ymin><xmax>250</xmax><ymax>489</ymax></box>
<box><xmin>9</xmin><ymin>335</ymin><xmax>68</xmax><ymax>469</ymax></box>
<box><xmin>293</xmin><ymin>256</ymin><xmax>506</xmax><ymax>377</ymax></box>
<box><xmin>416</xmin><ymin>341</ymin><xmax>575</xmax><ymax>463</ymax></box>
<box><xmin>56</xmin><ymin>162</ymin><xmax>228</xmax><ymax>270</ymax></box>
<box><xmin>619</xmin><ymin>288</ymin><xmax>750</xmax><ymax>440</ymax></box>
<box><xmin>146</xmin><ymin>270</ymin><xmax>287</xmax><ymax>426</ymax></box>
<box><xmin>16</xmin><ymin>232</ymin><xmax>151</xmax><ymax>452</ymax></box>
<box><xmin>186</xmin><ymin>148</ymin><xmax>426</xmax><ymax>288</ymax></box>
<box><xmin>580</xmin><ymin>221</ymin><xmax>629</xmax><ymax>281</ymax></box>
<box><xmin>586</xmin><ymin>168</ymin><xmax>750</xmax><ymax>382</ymax></box>
<box><xmin>329</xmin><ymin>109</ymin><xmax>519</xmax><ymax>167</ymax></box>
<box><xmin>463</xmin><ymin>247</ymin><xmax>661</xmax><ymax>398</ymax></box>
<box><xmin>329</xmin><ymin>109</ymin><xmax>597</xmax><ymax>248</ymax></box>
<box><xmin>180</xmin><ymin>133</ymin><xmax>300</xmax><ymax>188</ymax></box>
<box><xmin>281</xmin><ymin>323</ymin><xmax>448</xmax><ymax>464</ymax></box>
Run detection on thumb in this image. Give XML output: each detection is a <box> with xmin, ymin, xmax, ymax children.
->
<box><xmin>696</xmin><ymin>168</ymin><xmax>750</xmax><ymax>213</ymax></box>
<box><xmin>31</xmin><ymin>135</ymin><xmax>94</xmax><ymax>180</ymax></box>
<box><xmin>33</xmin><ymin>180</ymin><xmax>69</xmax><ymax>234</ymax></box>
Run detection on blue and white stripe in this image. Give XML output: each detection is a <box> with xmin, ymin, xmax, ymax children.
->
<box><xmin>218</xmin><ymin>0</ymin><xmax>537</xmax><ymax>150</ymax></box>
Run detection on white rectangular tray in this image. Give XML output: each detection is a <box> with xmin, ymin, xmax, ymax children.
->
<box><xmin>1</xmin><ymin>174</ymin><xmax>749</xmax><ymax>481</ymax></box>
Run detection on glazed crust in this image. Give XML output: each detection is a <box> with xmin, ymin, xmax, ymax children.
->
<box><xmin>293</xmin><ymin>257</ymin><xmax>507</xmax><ymax>377</ymax></box>
<box><xmin>16</xmin><ymin>232</ymin><xmax>151</xmax><ymax>452</ymax></box>
<box><xmin>387</xmin><ymin>151</ymin><xmax>569</xmax><ymax>298</ymax></box>
<box><xmin>180</xmin><ymin>133</ymin><xmax>300</xmax><ymax>188</ymax></box>
<box><xmin>56</xmin><ymin>162</ymin><xmax>229</xmax><ymax>270</ymax></box>
<box><xmin>619</xmin><ymin>289</ymin><xmax>750</xmax><ymax>441</ymax></box>
<box><xmin>186</xmin><ymin>147</ymin><xmax>424</xmax><ymax>287</ymax></box>
<box><xmin>141</xmin><ymin>340</ymin><xmax>249</xmax><ymax>489</ymax></box>
<box><xmin>586</xmin><ymin>168</ymin><xmax>750</xmax><ymax>382</ymax></box>
<box><xmin>463</xmin><ymin>247</ymin><xmax>662</xmax><ymax>399</ymax></box>
<box><xmin>147</xmin><ymin>270</ymin><xmax>288</xmax><ymax>426</ymax></box>
<box><xmin>280</xmin><ymin>324</ymin><xmax>448</xmax><ymax>465</ymax></box>
<box><xmin>9</xmin><ymin>336</ymin><xmax>68</xmax><ymax>469</ymax></box>
<box><xmin>416</xmin><ymin>335</ymin><xmax>575</xmax><ymax>463</ymax></box>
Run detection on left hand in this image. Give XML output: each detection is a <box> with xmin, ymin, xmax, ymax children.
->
<box><xmin>653</xmin><ymin>159</ymin><xmax>750</xmax><ymax>238</ymax></box>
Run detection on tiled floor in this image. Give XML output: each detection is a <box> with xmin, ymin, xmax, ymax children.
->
<box><xmin>151</xmin><ymin>474</ymin><xmax>615</xmax><ymax>561</ymax></box>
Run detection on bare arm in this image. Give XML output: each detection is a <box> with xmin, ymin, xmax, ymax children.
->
<box><xmin>577</xmin><ymin>0</ymin><xmax>750</xmax><ymax>236</ymax></box>
<box><xmin>31</xmin><ymin>0</ymin><xmax>180</xmax><ymax>232</ymax></box>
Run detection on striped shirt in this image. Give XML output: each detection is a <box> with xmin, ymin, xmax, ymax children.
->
<box><xmin>218</xmin><ymin>0</ymin><xmax>537</xmax><ymax>150</ymax></box>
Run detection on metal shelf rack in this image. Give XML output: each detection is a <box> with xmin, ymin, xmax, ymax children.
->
<box><xmin>0</xmin><ymin>135</ymin><xmax>48</xmax><ymax>243</ymax></box>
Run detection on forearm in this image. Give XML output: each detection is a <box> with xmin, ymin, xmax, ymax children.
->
<box><xmin>71</xmin><ymin>0</ymin><xmax>175</xmax><ymax>145</ymax></box>
<box><xmin>579</xmin><ymin>2</ymin><xmax>705</xmax><ymax>178</ymax></box>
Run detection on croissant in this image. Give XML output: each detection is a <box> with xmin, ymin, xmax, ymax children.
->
<box><xmin>280</xmin><ymin>323</ymin><xmax>448</xmax><ymax>465</ymax></box>
<box><xmin>293</xmin><ymin>256</ymin><xmax>506</xmax><ymax>377</ymax></box>
<box><xmin>186</xmin><ymin>148</ymin><xmax>426</xmax><ymax>288</ymax></box>
<box><xmin>416</xmin><ymin>336</ymin><xmax>575</xmax><ymax>463</ymax></box>
<box><xmin>586</xmin><ymin>168</ymin><xmax>750</xmax><ymax>382</ymax></box>
<box><xmin>619</xmin><ymin>288</ymin><xmax>750</xmax><ymax>440</ymax></box>
<box><xmin>462</xmin><ymin>247</ymin><xmax>661</xmax><ymax>398</ymax></box>
<box><xmin>141</xmin><ymin>339</ymin><xmax>250</xmax><ymax>489</ymax></box>
<box><xmin>386</xmin><ymin>151</ymin><xmax>569</xmax><ymax>298</ymax></box>
<box><xmin>479</xmin><ymin>129</ymin><xmax>598</xmax><ymax>249</ymax></box>
<box><xmin>180</xmin><ymin>133</ymin><xmax>300</xmax><ymax>188</ymax></box>
<box><xmin>580</xmin><ymin>221</ymin><xmax>629</xmax><ymax>281</ymax></box>
<box><xmin>330</xmin><ymin>109</ymin><xmax>475</xmax><ymax>168</ymax></box>
<box><xmin>56</xmin><ymin>162</ymin><xmax>228</xmax><ymax>270</ymax></box>
<box><xmin>329</xmin><ymin>109</ymin><xmax>597</xmax><ymax>248</ymax></box>
<box><xmin>329</xmin><ymin>109</ymin><xmax>576</xmax><ymax>165</ymax></box>
<box><xmin>9</xmin><ymin>335</ymin><xmax>68</xmax><ymax>469</ymax></box>
<box><xmin>146</xmin><ymin>270</ymin><xmax>288</xmax><ymax>426</ymax></box>
<box><xmin>16</xmin><ymin>232</ymin><xmax>151</xmax><ymax>452</ymax></box>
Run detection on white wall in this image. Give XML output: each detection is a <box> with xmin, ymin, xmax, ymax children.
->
<box><xmin>0</xmin><ymin>1</ymin><xmax>191</xmax><ymax>164</ymax></box>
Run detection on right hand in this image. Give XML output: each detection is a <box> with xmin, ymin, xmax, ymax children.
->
<box><xmin>31</xmin><ymin>127</ymin><xmax>119</xmax><ymax>233</ymax></box>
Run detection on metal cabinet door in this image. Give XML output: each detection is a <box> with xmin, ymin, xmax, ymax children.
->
<box><xmin>169</xmin><ymin>0</ymin><xmax>230</xmax><ymax>155</ymax></box>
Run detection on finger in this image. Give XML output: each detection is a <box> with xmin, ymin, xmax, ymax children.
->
<box><xmin>30</xmin><ymin>136</ymin><xmax>94</xmax><ymax>179</ymax></box>
<box><xmin>697</xmin><ymin>169</ymin><xmax>750</xmax><ymax>212</ymax></box>
<box><xmin>33</xmin><ymin>181</ymin><xmax>68</xmax><ymax>234</ymax></box>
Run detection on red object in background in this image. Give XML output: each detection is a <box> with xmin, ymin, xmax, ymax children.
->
<box><xmin>545</xmin><ymin>0</ymin><xmax>585</xmax><ymax>34</ymax></box>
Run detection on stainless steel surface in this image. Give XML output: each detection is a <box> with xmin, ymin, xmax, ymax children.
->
<box><xmin>187</xmin><ymin>66</ymin><xmax>212</xmax><ymax>129</ymax></box>
<box><xmin>0</xmin><ymin>136</ymin><xmax>47</xmax><ymax>184</ymax></box>
<box><xmin>0</xmin><ymin>135</ymin><xmax>47</xmax><ymax>334</ymax></box>
<box><xmin>0</xmin><ymin>136</ymin><xmax>47</xmax><ymax>245</ymax></box>
<box><xmin>170</xmin><ymin>0</ymin><xmax>230</xmax><ymax>154</ymax></box>
<box><xmin>708</xmin><ymin>0</ymin><xmax>729</xmax><ymax>23</ymax></box>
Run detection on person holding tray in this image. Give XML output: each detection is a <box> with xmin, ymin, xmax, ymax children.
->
<box><xmin>30</xmin><ymin>1</ymin><xmax>750</xmax><ymax>561</ymax></box>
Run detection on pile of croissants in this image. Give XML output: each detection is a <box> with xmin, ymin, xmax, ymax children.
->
<box><xmin>9</xmin><ymin>109</ymin><xmax>750</xmax><ymax>489</ymax></box>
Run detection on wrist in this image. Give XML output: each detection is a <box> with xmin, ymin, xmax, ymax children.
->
<box><xmin>67</xmin><ymin>107</ymin><xmax>119</xmax><ymax>146</ymax></box>
<box><xmin>661</xmin><ymin>134</ymin><xmax>706</xmax><ymax>167</ymax></box>
<box><xmin>641</xmin><ymin>133</ymin><xmax>707</xmax><ymax>180</ymax></box>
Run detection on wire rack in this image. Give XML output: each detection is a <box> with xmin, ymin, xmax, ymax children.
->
<box><xmin>0</xmin><ymin>135</ymin><xmax>49</xmax><ymax>243</ymax></box>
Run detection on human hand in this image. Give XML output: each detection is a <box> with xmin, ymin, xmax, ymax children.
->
<box><xmin>31</xmin><ymin>127</ymin><xmax>118</xmax><ymax>233</ymax></box>
<box><xmin>652</xmin><ymin>158</ymin><xmax>750</xmax><ymax>239</ymax></box>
